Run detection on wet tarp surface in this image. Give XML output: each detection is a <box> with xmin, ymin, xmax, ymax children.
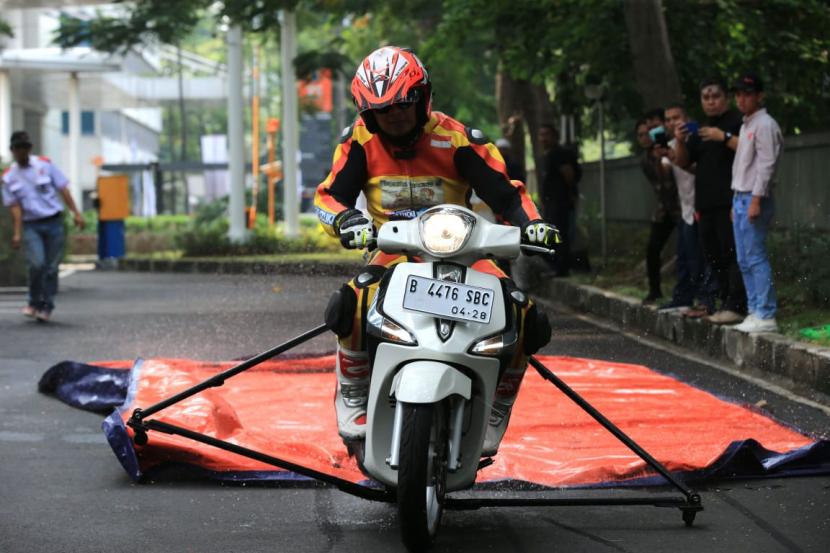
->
<box><xmin>39</xmin><ymin>355</ymin><xmax>829</xmax><ymax>488</ymax></box>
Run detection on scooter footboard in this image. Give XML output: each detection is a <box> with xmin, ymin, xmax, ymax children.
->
<box><xmin>392</xmin><ymin>361</ymin><xmax>471</xmax><ymax>403</ymax></box>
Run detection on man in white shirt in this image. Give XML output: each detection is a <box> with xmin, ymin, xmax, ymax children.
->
<box><xmin>729</xmin><ymin>73</ymin><xmax>782</xmax><ymax>333</ymax></box>
<box><xmin>659</xmin><ymin>104</ymin><xmax>716</xmax><ymax>315</ymax></box>
<box><xmin>2</xmin><ymin>131</ymin><xmax>85</xmax><ymax>322</ymax></box>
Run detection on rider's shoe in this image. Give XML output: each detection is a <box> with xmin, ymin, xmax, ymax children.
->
<box><xmin>335</xmin><ymin>347</ymin><xmax>370</xmax><ymax>441</ymax></box>
<box><xmin>335</xmin><ymin>380</ymin><xmax>369</xmax><ymax>440</ymax></box>
<box><xmin>481</xmin><ymin>400</ymin><xmax>513</xmax><ymax>457</ymax></box>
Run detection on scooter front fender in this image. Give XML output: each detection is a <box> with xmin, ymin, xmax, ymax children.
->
<box><xmin>392</xmin><ymin>361</ymin><xmax>471</xmax><ymax>404</ymax></box>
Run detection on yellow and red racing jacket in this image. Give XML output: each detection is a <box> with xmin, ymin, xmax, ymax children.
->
<box><xmin>314</xmin><ymin>111</ymin><xmax>541</xmax><ymax>236</ymax></box>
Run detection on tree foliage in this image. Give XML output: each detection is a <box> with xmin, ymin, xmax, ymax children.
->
<box><xmin>54</xmin><ymin>0</ymin><xmax>829</xmax><ymax>139</ymax></box>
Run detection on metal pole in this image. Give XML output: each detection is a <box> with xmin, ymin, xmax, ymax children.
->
<box><xmin>177</xmin><ymin>45</ymin><xmax>189</xmax><ymax>214</ymax></box>
<box><xmin>0</xmin><ymin>71</ymin><xmax>11</xmax><ymax>165</ymax></box>
<box><xmin>598</xmin><ymin>99</ymin><xmax>607</xmax><ymax>267</ymax></box>
<box><xmin>227</xmin><ymin>25</ymin><xmax>247</xmax><ymax>243</ymax></box>
<box><xmin>280</xmin><ymin>9</ymin><xmax>299</xmax><ymax>238</ymax></box>
<box><xmin>68</xmin><ymin>72</ymin><xmax>81</xmax><ymax>207</ymax></box>
<box><xmin>132</xmin><ymin>323</ymin><xmax>328</xmax><ymax>421</ymax></box>
<box><xmin>248</xmin><ymin>44</ymin><xmax>261</xmax><ymax>229</ymax></box>
<box><xmin>528</xmin><ymin>356</ymin><xmax>699</xmax><ymax>499</ymax></box>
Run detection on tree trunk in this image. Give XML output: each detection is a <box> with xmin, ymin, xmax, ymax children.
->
<box><xmin>496</xmin><ymin>67</ymin><xmax>557</xmax><ymax>191</ymax></box>
<box><xmin>623</xmin><ymin>0</ymin><xmax>683</xmax><ymax>110</ymax></box>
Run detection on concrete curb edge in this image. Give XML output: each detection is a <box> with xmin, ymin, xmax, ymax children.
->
<box><xmin>536</xmin><ymin>278</ymin><xmax>830</xmax><ymax>397</ymax></box>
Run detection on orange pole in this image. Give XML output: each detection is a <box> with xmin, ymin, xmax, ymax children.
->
<box><xmin>267</xmin><ymin>132</ymin><xmax>275</xmax><ymax>227</ymax></box>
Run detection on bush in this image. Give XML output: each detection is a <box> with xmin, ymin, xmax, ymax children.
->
<box><xmin>174</xmin><ymin>198</ymin><xmax>340</xmax><ymax>257</ymax></box>
<box><xmin>770</xmin><ymin>228</ymin><xmax>830</xmax><ymax>307</ymax></box>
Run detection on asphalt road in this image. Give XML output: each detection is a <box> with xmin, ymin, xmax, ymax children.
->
<box><xmin>0</xmin><ymin>269</ymin><xmax>827</xmax><ymax>553</ymax></box>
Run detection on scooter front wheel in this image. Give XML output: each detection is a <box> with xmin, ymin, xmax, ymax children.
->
<box><xmin>397</xmin><ymin>402</ymin><xmax>448</xmax><ymax>552</ymax></box>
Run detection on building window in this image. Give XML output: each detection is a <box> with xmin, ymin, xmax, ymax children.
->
<box><xmin>61</xmin><ymin>111</ymin><xmax>96</xmax><ymax>135</ymax></box>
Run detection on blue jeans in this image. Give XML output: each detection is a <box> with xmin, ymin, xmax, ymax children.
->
<box><xmin>732</xmin><ymin>193</ymin><xmax>776</xmax><ymax>319</ymax></box>
<box><xmin>22</xmin><ymin>215</ymin><xmax>65</xmax><ymax>313</ymax></box>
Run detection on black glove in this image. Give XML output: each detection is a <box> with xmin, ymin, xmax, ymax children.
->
<box><xmin>520</xmin><ymin>219</ymin><xmax>561</xmax><ymax>251</ymax></box>
<box><xmin>334</xmin><ymin>208</ymin><xmax>376</xmax><ymax>250</ymax></box>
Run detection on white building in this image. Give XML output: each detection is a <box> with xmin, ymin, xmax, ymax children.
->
<box><xmin>0</xmin><ymin>2</ymin><xmax>229</xmax><ymax>211</ymax></box>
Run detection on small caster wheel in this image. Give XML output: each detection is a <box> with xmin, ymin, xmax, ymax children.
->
<box><xmin>133</xmin><ymin>430</ymin><xmax>148</xmax><ymax>446</ymax></box>
<box><xmin>682</xmin><ymin>510</ymin><xmax>696</xmax><ymax>527</ymax></box>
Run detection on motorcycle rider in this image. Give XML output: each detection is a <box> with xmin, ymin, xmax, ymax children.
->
<box><xmin>314</xmin><ymin>46</ymin><xmax>559</xmax><ymax>456</ymax></box>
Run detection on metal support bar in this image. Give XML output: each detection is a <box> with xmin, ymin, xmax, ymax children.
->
<box><xmin>446</xmin><ymin>495</ymin><xmax>691</xmax><ymax>510</ymax></box>
<box><xmin>131</xmin><ymin>324</ymin><xmax>328</xmax><ymax>422</ymax></box>
<box><xmin>130</xmin><ymin>418</ymin><xmax>394</xmax><ymax>503</ymax></box>
<box><xmin>528</xmin><ymin>356</ymin><xmax>699</xmax><ymax>502</ymax></box>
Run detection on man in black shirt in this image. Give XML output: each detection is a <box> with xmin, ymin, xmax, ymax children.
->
<box><xmin>538</xmin><ymin>124</ymin><xmax>581</xmax><ymax>276</ymax></box>
<box><xmin>674</xmin><ymin>77</ymin><xmax>746</xmax><ymax>323</ymax></box>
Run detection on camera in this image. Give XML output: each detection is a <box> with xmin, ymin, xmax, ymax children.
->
<box><xmin>648</xmin><ymin>126</ymin><xmax>670</xmax><ymax>148</ymax></box>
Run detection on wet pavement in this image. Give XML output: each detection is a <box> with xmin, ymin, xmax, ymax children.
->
<box><xmin>0</xmin><ymin>269</ymin><xmax>827</xmax><ymax>552</ymax></box>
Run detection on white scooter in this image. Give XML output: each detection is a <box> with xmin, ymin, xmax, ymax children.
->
<box><xmin>128</xmin><ymin>207</ymin><xmax>702</xmax><ymax>553</ymax></box>
<box><xmin>352</xmin><ymin>204</ymin><xmax>551</xmax><ymax>550</ymax></box>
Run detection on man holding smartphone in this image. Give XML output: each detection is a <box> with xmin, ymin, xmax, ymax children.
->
<box><xmin>639</xmin><ymin>110</ymin><xmax>680</xmax><ymax>304</ymax></box>
<box><xmin>673</xmin><ymin>78</ymin><xmax>746</xmax><ymax>324</ymax></box>
<box><xmin>658</xmin><ymin>103</ymin><xmax>716</xmax><ymax>315</ymax></box>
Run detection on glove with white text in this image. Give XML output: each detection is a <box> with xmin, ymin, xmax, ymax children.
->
<box><xmin>335</xmin><ymin>209</ymin><xmax>376</xmax><ymax>250</ymax></box>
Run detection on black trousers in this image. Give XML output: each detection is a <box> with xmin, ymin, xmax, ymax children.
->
<box><xmin>646</xmin><ymin>216</ymin><xmax>676</xmax><ymax>297</ymax></box>
<box><xmin>698</xmin><ymin>207</ymin><xmax>747</xmax><ymax>314</ymax></box>
<box><xmin>544</xmin><ymin>202</ymin><xmax>571</xmax><ymax>275</ymax></box>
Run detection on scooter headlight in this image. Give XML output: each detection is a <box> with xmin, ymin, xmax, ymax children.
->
<box><xmin>419</xmin><ymin>207</ymin><xmax>475</xmax><ymax>256</ymax></box>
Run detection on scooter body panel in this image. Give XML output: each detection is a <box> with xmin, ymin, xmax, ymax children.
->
<box><xmin>362</xmin><ymin>261</ymin><xmax>505</xmax><ymax>490</ymax></box>
<box><xmin>392</xmin><ymin>361</ymin><xmax>471</xmax><ymax>403</ymax></box>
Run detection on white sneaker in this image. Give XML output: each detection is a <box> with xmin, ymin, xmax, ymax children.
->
<box><xmin>734</xmin><ymin>316</ymin><xmax>778</xmax><ymax>334</ymax></box>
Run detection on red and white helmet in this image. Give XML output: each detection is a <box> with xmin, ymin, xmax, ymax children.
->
<box><xmin>351</xmin><ymin>46</ymin><xmax>432</xmax><ymax>133</ymax></box>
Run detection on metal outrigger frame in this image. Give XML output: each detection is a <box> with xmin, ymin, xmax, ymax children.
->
<box><xmin>127</xmin><ymin>325</ymin><xmax>702</xmax><ymax>526</ymax></box>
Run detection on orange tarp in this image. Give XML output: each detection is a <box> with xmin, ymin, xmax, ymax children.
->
<box><xmin>115</xmin><ymin>355</ymin><xmax>814</xmax><ymax>487</ymax></box>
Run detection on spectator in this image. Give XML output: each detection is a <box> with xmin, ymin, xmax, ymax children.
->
<box><xmin>639</xmin><ymin>110</ymin><xmax>680</xmax><ymax>304</ymax></box>
<box><xmin>538</xmin><ymin>123</ymin><xmax>581</xmax><ymax>276</ymax></box>
<box><xmin>659</xmin><ymin>103</ymin><xmax>717</xmax><ymax>314</ymax></box>
<box><xmin>1</xmin><ymin>131</ymin><xmax>85</xmax><ymax>322</ymax></box>
<box><xmin>673</xmin><ymin>78</ymin><xmax>747</xmax><ymax>324</ymax></box>
<box><xmin>729</xmin><ymin>73</ymin><xmax>782</xmax><ymax>333</ymax></box>
<box><xmin>495</xmin><ymin>138</ymin><xmax>527</xmax><ymax>183</ymax></box>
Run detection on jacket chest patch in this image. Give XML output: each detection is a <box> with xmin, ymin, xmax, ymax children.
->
<box><xmin>380</xmin><ymin>177</ymin><xmax>445</xmax><ymax>210</ymax></box>
<box><xmin>430</xmin><ymin>139</ymin><xmax>452</xmax><ymax>149</ymax></box>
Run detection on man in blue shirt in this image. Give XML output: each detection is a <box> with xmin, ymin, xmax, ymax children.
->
<box><xmin>2</xmin><ymin>131</ymin><xmax>85</xmax><ymax>322</ymax></box>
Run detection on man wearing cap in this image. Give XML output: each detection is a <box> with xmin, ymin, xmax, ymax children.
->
<box><xmin>2</xmin><ymin>130</ymin><xmax>85</xmax><ymax>322</ymax></box>
<box><xmin>673</xmin><ymin>77</ymin><xmax>747</xmax><ymax>324</ymax></box>
<box><xmin>729</xmin><ymin>73</ymin><xmax>782</xmax><ymax>333</ymax></box>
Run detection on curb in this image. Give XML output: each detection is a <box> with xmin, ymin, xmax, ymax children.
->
<box><xmin>117</xmin><ymin>257</ymin><xmax>362</xmax><ymax>278</ymax></box>
<box><xmin>535</xmin><ymin>278</ymin><xmax>830</xmax><ymax>397</ymax></box>
<box><xmin>115</xmin><ymin>257</ymin><xmax>829</xmax><ymax>397</ymax></box>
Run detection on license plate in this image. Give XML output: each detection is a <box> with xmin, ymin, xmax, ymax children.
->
<box><xmin>402</xmin><ymin>275</ymin><xmax>494</xmax><ymax>324</ymax></box>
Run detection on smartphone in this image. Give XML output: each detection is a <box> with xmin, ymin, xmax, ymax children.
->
<box><xmin>684</xmin><ymin>121</ymin><xmax>699</xmax><ymax>135</ymax></box>
<box><xmin>648</xmin><ymin>126</ymin><xmax>669</xmax><ymax>147</ymax></box>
